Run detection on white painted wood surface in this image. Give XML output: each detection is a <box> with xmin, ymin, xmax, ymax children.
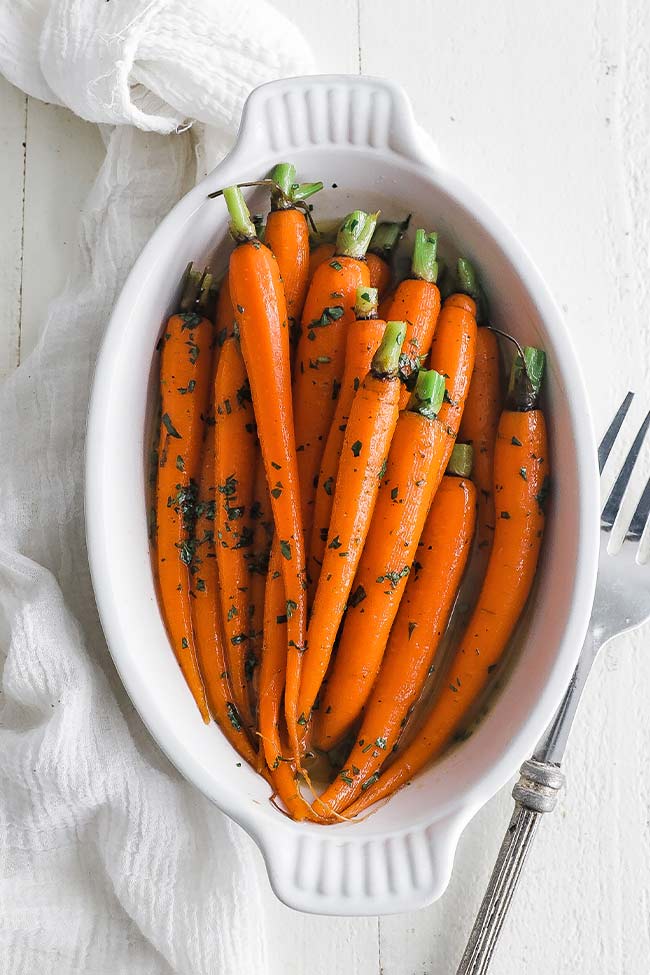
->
<box><xmin>2</xmin><ymin>1</ymin><xmax>649</xmax><ymax>971</ymax></box>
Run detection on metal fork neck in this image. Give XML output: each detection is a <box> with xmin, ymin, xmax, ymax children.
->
<box><xmin>513</xmin><ymin>759</ymin><xmax>564</xmax><ymax>812</ymax></box>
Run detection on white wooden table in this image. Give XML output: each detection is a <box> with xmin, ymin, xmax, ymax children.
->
<box><xmin>2</xmin><ymin>2</ymin><xmax>650</xmax><ymax>972</ymax></box>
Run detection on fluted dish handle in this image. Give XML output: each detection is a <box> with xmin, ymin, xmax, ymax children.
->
<box><xmin>231</xmin><ymin>74</ymin><xmax>440</xmax><ymax>166</ymax></box>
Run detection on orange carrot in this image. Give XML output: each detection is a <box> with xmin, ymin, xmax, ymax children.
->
<box><xmin>378</xmin><ymin>290</ymin><xmax>395</xmax><ymax>321</ymax></box>
<box><xmin>192</xmin><ymin>408</ymin><xmax>258</xmax><ymax>764</ymax></box>
<box><xmin>264</xmin><ymin>163</ymin><xmax>323</xmax><ymax>354</ymax></box>
<box><xmin>307</xmin><ymin>287</ymin><xmax>386</xmax><ymax>594</ymax></box>
<box><xmin>316</xmin><ymin>451</ymin><xmax>476</xmax><ymax>813</ymax></box>
<box><xmin>366</xmin><ymin>253</ymin><xmax>391</xmax><ymax>298</ymax></box>
<box><xmin>155</xmin><ymin>267</ymin><xmax>214</xmax><ymax>722</ymax></box>
<box><xmin>313</xmin><ymin>368</ymin><xmax>451</xmax><ymax>749</ymax></box>
<box><xmin>428</xmin><ymin>291</ymin><xmax>478</xmax><ymax>435</ymax></box>
<box><xmin>293</xmin><ymin>210</ymin><xmax>377</xmax><ymax>544</ymax></box>
<box><xmin>214</xmin><ymin>335</ymin><xmax>257</xmax><ymax>730</ymax></box>
<box><xmin>456</xmin><ymin>260</ymin><xmax>503</xmax><ymax>557</ymax></box>
<box><xmin>298</xmin><ymin>321</ymin><xmax>405</xmax><ymax>725</ymax></box>
<box><xmin>246</xmin><ymin>450</ymin><xmax>274</xmax><ymax>715</ymax></box>
<box><xmin>308</xmin><ymin>242</ymin><xmax>336</xmax><ymax>282</ymax></box>
<box><xmin>258</xmin><ymin>541</ymin><xmax>322</xmax><ymax>821</ymax></box>
<box><xmin>459</xmin><ymin>327</ymin><xmax>502</xmax><ymax>555</ymax></box>
<box><xmin>385</xmin><ymin>230</ymin><xmax>441</xmax><ymax>408</ymax></box>
<box><xmin>341</xmin><ymin>347</ymin><xmax>549</xmax><ymax>817</ymax></box>
<box><xmin>222</xmin><ymin>185</ymin><xmax>307</xmax><ymax>760</ymax></box>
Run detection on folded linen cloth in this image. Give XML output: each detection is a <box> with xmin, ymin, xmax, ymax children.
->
<box><xmin>0</xmin><ymin>2</ymin><xmax>313</xmax><ymax>972</ymax></box>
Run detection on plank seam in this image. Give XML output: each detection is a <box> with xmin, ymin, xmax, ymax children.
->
<box><xmin>17</xmin><ymin>95</ymin><xmax>28</xmax><ymax>365</ymax></box>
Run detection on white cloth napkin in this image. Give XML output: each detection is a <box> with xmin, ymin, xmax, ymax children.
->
<box><xmin>0</xmin><ymin>2</ymin><xmax>313</xmax><ymax>972</ymax></box>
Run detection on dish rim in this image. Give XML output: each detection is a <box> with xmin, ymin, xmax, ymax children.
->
<box><xmin>85</xmin><ymin>73</ymin><xmax>599</xmax><ymax>915</ymax></box>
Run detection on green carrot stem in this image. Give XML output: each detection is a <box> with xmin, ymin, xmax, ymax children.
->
<box><xmin>269</xmin><ymin>163</ymin><xmax>323</xmax><ymax>209</ymax></box>
<box><xmin>411</xmin><ymin>229</ymin><xmax>439</xmax><ymax>283</ymax></box>
<box><xmin>456</xmin><ymin>258</ymin><xmax>480</xmax><ymax>301</ymax></box>
<box><xmin>223</xmin><ymin>186</ymin><xmax>257</xmax><ymax>242</ymax></box>
<box><xmin>447</xmin><ymin>443</ymin><xmax>473</xmax><ymax>477</ymax></box>
<box><xmin>179</xmin><ymin>263</ymin><xmax>201</xmax><ymax>311</ymax></box>
<box><xmin>269</xmin><ymin>163</ymin><xmax>296</xmax><ymax>204</ymax></box>
<box><xmin>335</xmin><ymin>210</ymin><xmax>379</xmax><ymax>260</ymax></box>
<box><xmin>292</xmin><ymin>181</ymin><xmax>324</xmax><ymax>202</ymax></box>
<box><xmin>507</xmin><ymin>346</ymin><xmax>546</xmax><ymax>411</ymax></box>
<box><xmin>372</xmin><ymin>321</ymin><xmax>406</xmax><ymax>378</ymax></box>
<box><xmin>407</xmin><ymin>369</ymin><xmax>446</xmax><ymax>418</ymax></box>
<box><xmin>354</xmin><ymin>286</ymin><xmax>379</xmax><ymax>320</ymax></box>
<box><xmin>252</xmin><ymin>214</ymin><xmax>266</xmax><ymax>242</ymax></box>
<box><xmin>437</xmin><ymin>258</ymin><xmax>455</xmax><ymax>301</ymax></box>
<box><xmin>457</xmin><ymin>257</ymin><xmax>488</xmax><ymax>324</ymax></box>
<box><xmin>369</xmin><ymin>221</ymin><xmax>404</xmax><ymax>259</ymax></box>
<box><xmin>196</xmin><ymin>272</ymin><xmax>214</xmax><ymax>314</ymax></box>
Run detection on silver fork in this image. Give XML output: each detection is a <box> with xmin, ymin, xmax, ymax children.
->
<box><xmin>457</xmin><ymin>393</ymin><xmax>650</xmax><ymax>975</ymax></box>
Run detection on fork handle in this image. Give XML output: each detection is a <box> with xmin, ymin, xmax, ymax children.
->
<box><xmin>456</xmin><ymin>759</ymin><xmax>565</xmax><ymax>975</ymax></box>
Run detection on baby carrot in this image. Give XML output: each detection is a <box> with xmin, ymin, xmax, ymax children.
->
<box><xmin>192</xmin><ymin>412</ymin><xmax>258</xmax><ymax>764</ymax></box>
<box><xmin>245</xmin><ymin>451</ymin><xmax>274</xmax><ymax>716</ymax></box>
<box><xmin>258</xmin><ymin>541</ymin><xmax>322</xmax><ymax>821</ymax></box>
<box><xmin>428</xmin><ymin>288</ymin><xmax>478</xmax><ymax>437</ymax></box>
<box><xmin>341</xmin><ymin>348</ymin><xmax>549</xmax><ymax>817</ymax></box>
<box><xmin>293</xmin><ymin>210</ymin><xmax>377</xmax><ymax>544</ymax></box>
<box><xmin>313</xmin><ymin>368</ymin><xmax>449</xmax><ymax>749</ymax></box>
<box><xmin>316</xmin><ymin>447</ymin><xmax>476</xmax><ymax>813</ymax></box>
<box><xmin>155</xmin><ymin>267</ymin><xmax>214</xmax><ymax>722</ymax></box>
<box><xmin>385</xmin><ymin>230</ymin><xmax>441</xmax><ymax>407</ymax></box>
<box><xmin>223</xmin><ymin>186</ymin><xmax>307</xmax><ymax>761</ymax></box>
<box><xmin>298</xmin><ymin>321</ymin><xmax>405</xmax><ymax>725</ymax></box>
<box><xmin>457</xmin><ymin>260</ymin><xmax>503</xmax><ymax>556</ymax></box>
<box><xmin>214</xmin><ymin>335</ymin><xmax>257</xmax><ymax>731</ymax></box>
<box><xmin>307</xmin><ymin>286</ymin><xmax>386</xmax><ymax>594</ymax></box>
<box><xmin>264</xmin><ymin>163</ymin><xmax>323</xmax><ymax>349</ymax></box>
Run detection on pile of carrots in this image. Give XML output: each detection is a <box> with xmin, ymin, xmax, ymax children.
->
<box><xmin>151</xmin><ymin>163</ymin><xmax>550</xmax><ymax>823</ymax></box>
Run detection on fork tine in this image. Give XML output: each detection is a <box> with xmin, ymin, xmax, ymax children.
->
<box><xmin>628</xmin><ymin>473</ymin><xmax>650</xmax><ymax>539</ymax></box>
<box><xmin>601</xmin><ymin>408</ymin><xmax>650</xmax><ymax>529</ymax></box>
<box><xmin>599</xmin><ymin>391</ymin><xmax>634</xmax><ymax>473</ymax></box>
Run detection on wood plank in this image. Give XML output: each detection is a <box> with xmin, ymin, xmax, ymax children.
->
<box><xmin>272</xmin><ymin>0</ymin><xmax>361</xmax><ymax>75</ymax></box>
<box><xmin>20</xmin><ymin>97</ymin><xmax>105</xmax><ymax>362</ymax></box>
<box><xmin>0</xmin><ymin>77</ymin><xmax>26</xmax><ymax>379</ymax></box>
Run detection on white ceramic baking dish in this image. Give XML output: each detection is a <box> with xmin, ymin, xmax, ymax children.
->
<box><xmin>85</xmin><ymin>74</ymin><xmax>599</xmax><ymax>916</ymax></box>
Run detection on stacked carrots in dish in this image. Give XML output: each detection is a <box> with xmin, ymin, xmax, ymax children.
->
<box><xmin>151</xmin><ymin>164</ymin><xmax>550</xmax><ymax>823</ymax></box>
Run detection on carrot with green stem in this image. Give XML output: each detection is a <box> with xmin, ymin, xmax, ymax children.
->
<box><xmin>222</xmin><ymin>185</ymin><xmax>307</xmax><ymax>760</ymax></box>
<box><xmin>264</xmin><ymin>163</ymin><xmax>323</xmax><ymax>354</ymax></box>
<box><xmin>315</xmin><ymin>444</ymin><xmax>476</xmax><ymax>814</ymax></box>
<box><xmin>340</xmin><ymin>348</ymin><xmax>549</xmax><ymax>818</ymax></box>
<box><xmin>155</xmin><ymin>266</ymin><xmax>214</xmax><ymax>722</ymax></box>
<box><xmin>366</xmin><ymin>220</ymin><xmax>407</xmax><ymax>298</ymax></box>
<box><xmin>214</xmin><ymin>335</ymin><xmax>258</xmax><ymax>731</ymax></box>
<box><xmin>192</xmin><ymin>414</ymin><xmax>259</xmax><ymax>764</ymax></box>
<box><xmin>384</xmin><ymin>229</ymin><xmax>441</xmax><ymax>407</ymax></box>
<box><xmin>428</xmin><ymin>288</ymin><xmax>478</xmax><ymax>436</ymax></box>
<box><xmin>293</xmin><ymin>210</ymin><xmax>378</xmax><ymax>545</ymax></box>
<box><xmin>307</xmin><ymin>286</ymin><xmax>386</xmax><ymax>594</ymax></box>
<box><xmin>298</xmin><ymin>321</ymin><xmax>406</xmax><ymax>725</ymax></box>
<box><xmin>313</xmin><ymin>367</ymin><xmax>451</xmax><ymax>749</ymax></box>
<box><xmin>258</xmin><ymin>541</ymin><xmax>322</xmax><ymax>820</ymax></box>
<box><xmin>245</xmin><ymin>451</ymin><xmax>274</xmax><ymax>715</ymax></box>
<box><xmin>456</xmin><ymin>259</ymin><xmax>503</xmax><ymax>556</ymax></box>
